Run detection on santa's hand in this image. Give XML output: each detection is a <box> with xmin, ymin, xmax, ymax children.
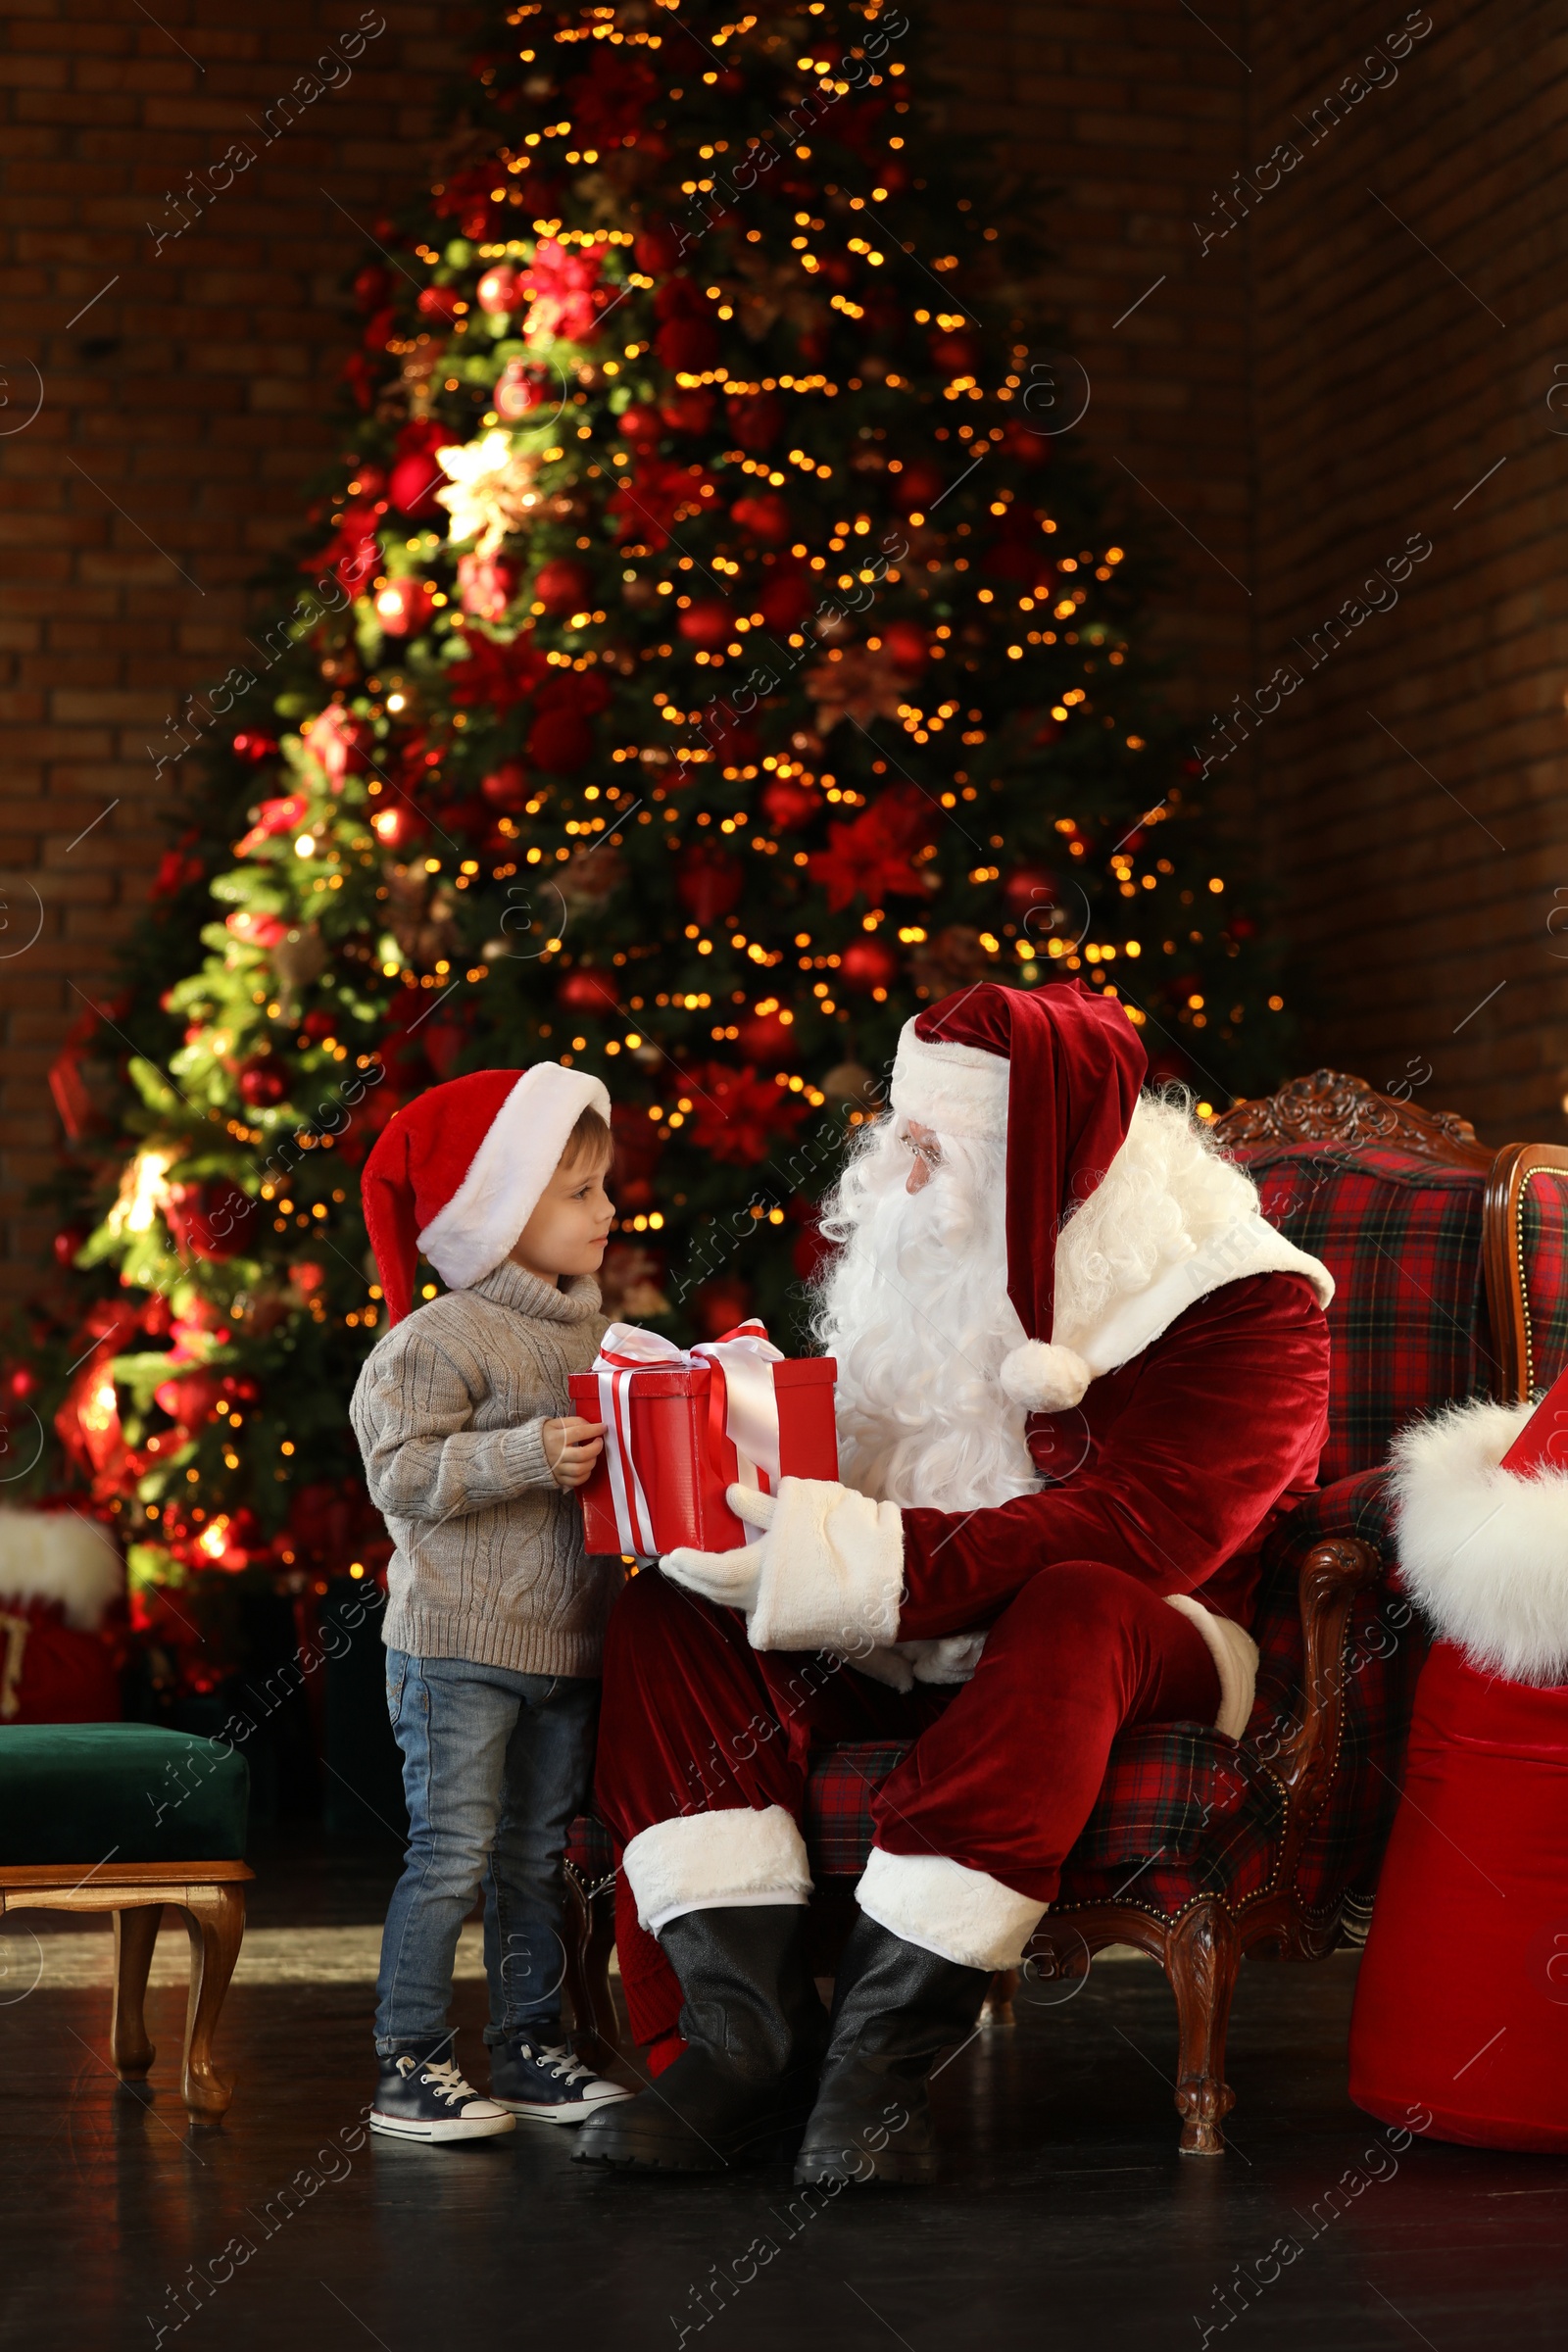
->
<box><xmin>660</xmin><ymin>1541</ymin><xmax>762</xmax><ymax>1615</ymax></box>
<box><xmin>726</xmin><ymin>1483</ymin><xmax>777</xmax><ymax>1531</ymax></box>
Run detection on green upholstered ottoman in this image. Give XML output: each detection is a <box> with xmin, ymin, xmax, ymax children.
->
<box><xmin>0</xmin><ymin>1723</ymin><xmax>252</xmax><ymax>2120</ymax></box>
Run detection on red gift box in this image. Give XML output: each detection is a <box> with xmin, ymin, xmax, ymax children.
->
<box><xmin>568</xmin><ymin>1321</ymin><xmax>838</xmax><ymax>1559</ymax></box>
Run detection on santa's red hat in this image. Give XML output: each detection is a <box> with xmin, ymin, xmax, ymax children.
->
<box><xmin>889</xmin><ymin>980</ymin><xmax>1145</xmax><ymax>1412</ymax></box>
<box><xmin>362</xmin><ymin>1063</ymin><xmax>611</xmax><ymax>1324</ymax></box>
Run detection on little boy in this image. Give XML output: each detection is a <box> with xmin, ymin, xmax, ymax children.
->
<box><xmin>352</xmin><ymin>1061</ymin><xmax>632</xmax><ymax>2143</ymax></box>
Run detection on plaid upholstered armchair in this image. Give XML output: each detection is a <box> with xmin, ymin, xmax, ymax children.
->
<box><xmin>564</xmin><ymin>1071</ymin><xmax>1568</xmax><ymax>2155</ymax></box>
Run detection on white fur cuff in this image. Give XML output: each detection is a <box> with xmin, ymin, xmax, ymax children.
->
<box><xmin>0</xmin><ymin>1506</ymin><xmax>122</xmax><ymax>1630</ymax></box>
<box><xmin>1164</xmin><ymin>1592</ymin><xmax>1258</xmax><ymax>1740</ymax></box>
<box><xmin>745</xmin><ymin>1477</ymin><xmax>906</xmax><ymax>1655</ymax></box>
<box><xmin>1000</xmin><ymin>1341</ymin><xmax>1092</xmax><ymax>1412</ymax></box>
<box><xmin>1392</xmin><ymin>1397</ymin><xmax>1568</xmax><ymax>1684</ymax></box>
<box><xmin>620</xmin><ymin>1805</ymin><xmax>813</xmax><ymax>1935</ymax></box>
<box><xmin>858</xmin><ymin>1845</ymin><xmax>1046</xmax><ymax>1972</ymax></box>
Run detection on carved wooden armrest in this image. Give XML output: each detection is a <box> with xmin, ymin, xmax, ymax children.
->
<box><xmin>1254</xmin><ymin>1538</ymin><xmax>1384</xmax><ymax>1824</ymax></box>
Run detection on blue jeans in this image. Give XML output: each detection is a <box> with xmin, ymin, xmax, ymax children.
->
<box><xmin>374</xmin><ymin>1651</ymin><xmax>599</xmax><ymax>2055</ymax></box>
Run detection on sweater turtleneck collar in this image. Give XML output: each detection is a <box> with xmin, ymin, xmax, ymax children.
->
<box><xmin>467</xmin><ymin>1259</ymin><xmax>602</xmax><ymax>1324</ymax></box>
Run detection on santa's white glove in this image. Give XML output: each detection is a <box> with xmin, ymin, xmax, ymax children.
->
<box><xmin>659</xmin><ymin>1484</ymin><xmax>776</xmax><ymax>1615</ymax></box>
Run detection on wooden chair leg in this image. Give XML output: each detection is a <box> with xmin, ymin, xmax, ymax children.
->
<box><xmin>111</xmin><ymin>1904</ymin><xmax>161</xmax><ymax>2078</ymax></box>
<box><xmin>562</xmin><ymin>1864</ymin><xmax>621</xmax><ymax>2065</ymax></box>
<box><xmin>174</xmin><ymin>1884</ymin><xmax>245</xmax><ymax>2122</ymax></box>
<box><xmin>1167</xmin><ymin>1899</ymin><xmax>1240</xmax><ymax>2157</ymax></box>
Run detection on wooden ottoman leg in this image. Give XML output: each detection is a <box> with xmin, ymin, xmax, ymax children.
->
<box><xmin>111</xmin><ymin>1904</ymin><xmax>162</xmax><ymax>2078</ymax></box>
<box><xmin>1169</xmin><ymin>1899</ymin><xmax>1240</xmax><ymax>2157</ymax></box>
<box><xmin>175</xmin><ymin>1884</ymin><xmax>245</xmax><ymax>2122</ymax></box>
<box><xmin>582</xmin><ymin>1878</ymin><xmax>620</xmax><ymax>2059</ymax></box>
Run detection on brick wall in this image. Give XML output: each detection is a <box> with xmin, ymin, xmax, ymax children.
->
<box><xmin>0</xmin><ymin>0</ymin><xmax>475</xmax><ymax>1294</ymax></box>
<box><xmin>1247</xmin><ymin>0</ymin><xmax>1568</xmax><ymax>1138</ymax></box>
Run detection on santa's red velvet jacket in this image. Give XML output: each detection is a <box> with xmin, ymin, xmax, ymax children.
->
<box><xmin>896</xmin><ymin>1266</ymin><xmax>1330</xmax><ymax>1642</ymax></box>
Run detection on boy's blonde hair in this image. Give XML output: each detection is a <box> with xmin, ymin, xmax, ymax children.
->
<box><xmin>559</xmin><ymin>1102</ymin><xmax>613</xmax><ymax>1170</ymax></box>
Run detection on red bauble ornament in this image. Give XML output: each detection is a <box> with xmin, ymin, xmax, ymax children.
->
<box><xmin>231</xmin><ymin>730</ymin><xmax>279</xmax><ymax>764</ymax></box>
<box><xmin>153</xmin><ymin>1367</ymin><xmax>224</xmax><ymax>1427</ymax></box>
<box><xmin>479</xmin><ymin>760</ymin><xmax>530</xmax><ymax>811</ymax></box>
<box><xmin>475</xmin><ymin>265</ymin><xmax>521</xmax><ymax>316</ymax></box>
<box><xmin>726</xmin><ymin>392</ymin><xmax>783</xmax><ymax>452</ymax></box>
<box><xmin>7</xmin><ymin>1364</ymin><xmax>38</xmax><ymax>1401</ymax></box>
<box><xmin>373</xmin><ymin>577</ymin><xmax>436</xmax><ymax>636</ymax></box>
<box><xmin>370</xmin><ymin>802</ymin><xmax>426</xmax><ymax>853</ymax></box>
<box><xmin>758</xmin><ymin>567</ymin><xmax>811</xmax><ymax>633</ymax></box>
<box><xmin>661</xmin><ymin>387</ymin><xmax>715</xmax><ymax>435</ymax></box>
<box><xmin>416</xmin><ymin>285</ymin><xmax>464</xmax><ymax>327</ymax></box>
<box><xmin>301</xmin><ymin>1009</ymin><xmax>335</xmax><ymax>1041</ymax></box>
<box><xmin>533</xmin><ymin>557</ymin><xmax>593</xmax><ymax>614</ymax></box>
<box><xmin>881</xmin><ymin>619</ymin><xmax>928</xmax><ymax>673</ymax></box>
<box><xmin>1001</xmin><ymin>864</ymin><xmax>1060</xmax><ymax>922</ymax></box>
<box><xmin>837</xmin><ymin>936</ymin><xmax>901</xmax><ymax>995</ymax></box>
<box><xmin>634</xmin><ymin>223</ymin><xmax>683</xmax><ymax>276</ymax></box>
<box><xmin>677</xmin><ymin>599</ymin><xmax>732</xmax><ymax>650</ymax></box>
<box><xmin>165</xmin><ymin>1179</ymin><xmax>257</xmax><ymax>1261</ymax></box>
<box><xmin>527</xmin><ymin>705</ymin><xmax>594</xmax><ymax>773</ymax></box>
<box><xmin>761</xmin><ymin>774</ymin><xmax>819</xmax><ymax>830</ymax></box>
<box><xmin>1001</xmin><ymin>418</ymin><xmax>1053</xmax><ymax>466</ymax></box>
<box><xmin>656</xmin><ymin>315</ymin><xmax>719</xmax><ymax>373</ymax></box>
<box><xmin>676</xmin><ymin>843</ymin><xmax>745</xmax><ymax>927</ymax></box>
<box><xmin>388</xmin><ymin>451</ymin><xmax>445</xmax><ymax>520</ymax></box>
<box><xmin>930</xmin><ymin>330</ymin><xmax>980</xmax><ymax>377</ymax></box>
<box><xmin>495</xmin><ymin>362</ymin><xmax>552</xmax><ymax>419</ymax></box>
<box><xmin>237</xmin><ymin>1054</ymin><xmax>289</xmax><ymax>1108</ymax></box>
<box><xmin>557</xmin><ymin>966</ymin><xmax>620</xmax><ymax>1017</ymax></box>
<box><xmin>353</xmin><ymin>263</ymin><xmax>390</xmax><ymax>312</ymax></box>
<box><xmin>737</xmin><ymin>1007</ymin><xmax>795</xmax><ymax>1064</ymax></box>
<box><xmin>458</xmin><ymin>551</ymin><xmax>517</xmax><ymax>619</ymax></box>
<box><xmin>731</xmin><ymin>490</ymin><xmax>792</xmax><ymax>544</ymax></box>
<box><xmin>52</xmin><ymin>1226</ymin><xmax>87</xmax><ymax>1270</ymax></box>
<box><xmin>617</xmin><ymin>403</ymin><xmax>663</xmax><ymax>450</ymax></box>
<box><xmin>694</xmin><ymin>1275</ymin><xmax>753</xmax><ymax>1341</ymax></box>
<box><xmin>892</xmin><ymin>458</ymin><xmax>945</xmax><ymax>514</ymax></box>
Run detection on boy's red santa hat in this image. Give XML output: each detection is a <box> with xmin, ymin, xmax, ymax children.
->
<box><xmin>889</xmin><ymin>979</ymin><xmax>1331</xmax><ymax>1413</ymax></box>
<box><xmin>362</xmin><ymin>1063</ymin><xmax>610</xmax><ymax>1324</ymax></box>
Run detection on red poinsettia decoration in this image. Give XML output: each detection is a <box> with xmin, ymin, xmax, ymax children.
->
<box><xmin>302</xmin><ymin>703</ymin><xmax>372</xmax><ymax>784</ymax></box>
<box><xmin>518</xmin><ymin>238</ymin><xmax>609</xmax><ymax>344</ymax></box>
<box><xmin>681</xmin><ymin>1063</ymin><xmax>808</xmax><ymax>1166</ymax></box>
<box><xmin>608</xmin><ymin>457</ymin><xmax>719</xmax><ymax>549</ymax></box>
<box><xmin>316</xmin><ymin>497</ymin><xmax>384</xmax><ymax>598</ymax></box>
<box><xmin>234</xmin><ymin>794</ymin><xmax>311</xmax><ymax>858</ymax></box>
<box><xmin>446</xmin><ymin>620</ymin><xmax>550</xmax><ymax>713</ymax></box>
<box><xmin>565</xmin><ymin>53</ymin><xmax>661</xmax><ymax>149</ymax></box>
<box><xmin>807</xmin><ymin>786</ymin><xmax>936</xmax><ymax>911</ymax></box>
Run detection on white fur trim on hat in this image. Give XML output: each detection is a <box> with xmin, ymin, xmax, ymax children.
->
<box><xmin>417</xmin><ymin>1062</ymin><xmax>610</xmax><ymax>1292</ymax></box>
<box><xmin>1164</xmin><ymin>1592</ymin><xmax>1258</xmax><ymax>1741</ymax></box>
<box><xmin>0</xmin><ymin>1506</ymin><xmax>121</xmax><ymax>1631</ymax></box>
<box><xmin>1000</xmin><ymin>1340</ymin><xmax>1092</xmax><ymax>1412</ymax></box>
<box><xmin>857</xmin><ymin>1844</ymin><xmax>1046</xmax><ymax>1972</ymax></box>
<box><xmin>1391</xmin><ymin>1397</ymin><xmax>1568</xmax><ymax>1684</ymax></box>
<box><xmin>890</xmin><ymin>1028</ymin><xmax>1008</xmax><ymax>1140</ymax></box>
<box><xmin>621</xmin><ymin>1805</ymin><xmax>812</xmax><ymax>1935</ymax></box>
<box><xmin>745</xmin><ymin>1477</ymin><xmax>906</xmax><ymax>1655</ymax></box>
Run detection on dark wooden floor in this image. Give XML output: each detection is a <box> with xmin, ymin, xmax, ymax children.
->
<box><xmin>2</xmin><ymin>1835</ymin><xmax>1565</xmax><ymax>2350</ymax></box>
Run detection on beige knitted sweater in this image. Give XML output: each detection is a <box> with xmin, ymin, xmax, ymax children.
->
<box><xmin>350</xmin><ymin>1259</ymin><xmax>619</xmax><ymax>1677</ymax></box>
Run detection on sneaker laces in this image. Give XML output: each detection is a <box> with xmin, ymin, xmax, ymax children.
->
<box><xmin>521</xmin><ymin>2040</ymin><xmax>596</xmax><ymax>2086</ymax></box>
<box><xmin>417</xmin><ymin>2057</ymin><xmax>483</xmax><ymax>2108</ymax></box>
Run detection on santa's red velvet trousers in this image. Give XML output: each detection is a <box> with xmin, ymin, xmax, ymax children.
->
<box><xmin>595</xmin><ymin>1560</ymin><xmax>1220</xmax><ymax>2045</ymax></box>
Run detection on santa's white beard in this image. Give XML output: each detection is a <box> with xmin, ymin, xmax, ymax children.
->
<box><xmin>810</xmin><ymin>1119</ymin><xmax>1039</xmax><ymax>1512</ymax></box>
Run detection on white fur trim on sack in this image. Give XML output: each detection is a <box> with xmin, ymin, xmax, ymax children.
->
<box><xmin>999</xmin><ymin>1340</ymin><xmax>1093</xmax><ymax>1412</ymax></box>
<box><xmin>418</xmin><ymin>1062</ymin><xmax>610</xmax><ymax>1292</ymax></box>
<box><xmin>1164</xmin><ymin>1592</ymin><xmax>1258</xmax><ymax>1741</ymax></box>
<box><xmin>0</xmin><ymin>1505</ymin><xmax>122</xmax><ymax>1630</ymax></box>
<box><xmin>889</xmin><ymin>1033</ymin><xmax>1008</xmax><ymax>1141</ymax></box>
<box><xmin>621</xmin><ymin>1804</ymin><xmax>813</xmax><ymax>1935</ymax></box>
<box><xmin>857</xmin><ymin>1844</ymin><xmax>1046</xmax><ymax>1972</ymax></box>
<box><xmin>1391</xmin><ymin>1397</ymin><xmax>1568</xmax><ymax>1685</ymax></box>
<box><xmin>745</xmin><ymin>1477</ymin><xmax>906</xmax><ymax>1655</ymax></box>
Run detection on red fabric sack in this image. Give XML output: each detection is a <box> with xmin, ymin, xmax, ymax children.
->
<box><xmin>568</xmin><ymin>1347</ymin><xmax>838</xmax><ymax>1559</ymax></box>
<box><xmin>1349</xmin><ymin>1639</ymin><xmax>1568</xmax><ymax>2151</ymax></box>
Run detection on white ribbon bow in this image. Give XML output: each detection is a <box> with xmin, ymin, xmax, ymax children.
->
<box><xmin>591</xmin><ymin>1318</ymin><xmax>785</xmax><ymax>1560</ymax></box>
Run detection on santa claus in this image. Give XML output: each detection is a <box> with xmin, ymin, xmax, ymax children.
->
<box><xmin>576</xmin><ymin>981</ymin><xmax>1333</xmax><ymax>2183</ymax></box>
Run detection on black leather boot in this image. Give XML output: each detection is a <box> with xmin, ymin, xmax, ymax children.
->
<box><xmin>794</xmin><ymin>1910</ymin><xmax>990</xmax><ymax>2186</ymax></box>
<box><xmin>573</xmin><ymin>1905</ymin><xmax>827</xmax><ymax>2174</ymax></box>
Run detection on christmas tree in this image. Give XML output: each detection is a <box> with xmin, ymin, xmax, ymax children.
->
<box><xmin>16</xmin><ymin>0</ymin><xmax>1287</xmax><ymax>1686</ymax></box>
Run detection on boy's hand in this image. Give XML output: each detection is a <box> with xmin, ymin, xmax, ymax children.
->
<box><xmin>543</xmin><ymin>1415</ymin><xmax>606</xmax><ymax>1489</ymax></box>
